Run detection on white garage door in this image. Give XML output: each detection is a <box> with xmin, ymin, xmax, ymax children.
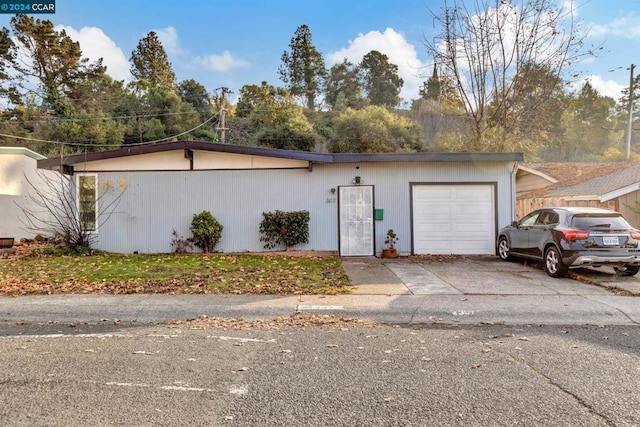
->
<box><xmin>412</xmin><ymin>184</ymin><xmax>495</xmax><ymax>255</ymax></box>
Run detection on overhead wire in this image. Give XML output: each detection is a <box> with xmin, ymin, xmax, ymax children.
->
<box><xmin>9</xmin><ymin>109</ymin><xmax>206</xmax><ymax>124</ymax></box>
<box><xmin>0</xmin><ymin>108</ymin><xmax>222</xmax><ymax>148</ymax></box>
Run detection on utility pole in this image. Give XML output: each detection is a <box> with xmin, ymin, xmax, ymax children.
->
<box><xmin>217</xmin><ymin>87</ymin><xmax>231</xmax><ymax>143</ymax></box>
<box><xmin>626</xmin><ymin>64</ymin><xmax>635</xmax><ymax>160</ymax></box>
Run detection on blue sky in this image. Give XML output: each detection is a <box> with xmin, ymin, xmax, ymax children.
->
<box><xmin>0</xmin><ymin>0</ymin><xmax>638</xmax><ymax>106</ymax></box>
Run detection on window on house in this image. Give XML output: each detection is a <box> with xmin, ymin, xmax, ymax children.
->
<box><xmin>78</xmin><ymin>175</ymin><xmax>97</xmax><ymax>231</ymax></box>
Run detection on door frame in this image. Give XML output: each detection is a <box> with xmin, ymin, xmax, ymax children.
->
<box><xmin>337</xmin><ymin>185</ymin><xmax>375</xmax><ymax>256</ymax></box>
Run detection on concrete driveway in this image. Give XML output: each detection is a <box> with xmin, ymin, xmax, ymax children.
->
<box><xmin>342</xmin><ymin>256</ymin><xmax>640</xmax><ymax>296</ymax></box>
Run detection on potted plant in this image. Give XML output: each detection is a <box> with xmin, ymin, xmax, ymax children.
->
<box><xmin>381</xmin><ymin>229</ymin><xmax>399</xmax><ymax>258</ymax></box>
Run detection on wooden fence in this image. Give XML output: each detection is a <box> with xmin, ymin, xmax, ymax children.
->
<box><xmin>515</xmin><ymin>198</ymin><xmax>618</xmax><ymax>219</ymax></box>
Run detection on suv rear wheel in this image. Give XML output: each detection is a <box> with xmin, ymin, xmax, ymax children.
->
<box><xmin>544</xmin><ymin>246</ymin><xmax>568</xmax><ymax>278</ymax></box>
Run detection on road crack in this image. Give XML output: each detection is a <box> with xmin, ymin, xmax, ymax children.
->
<box><xmin>479</xmin><ymin>338</ymin><xmax>618</xmax><ymax>426</ymax></box>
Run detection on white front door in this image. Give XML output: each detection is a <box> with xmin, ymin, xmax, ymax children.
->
<box><xmin>339</xmin><ymin>186</ymin><xmax>374</xmax><ymax>256</ymax></box>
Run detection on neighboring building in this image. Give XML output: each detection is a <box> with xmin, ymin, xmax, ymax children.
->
<box><xmin>0</xmin><ymin>146</ymin><xmax>60</xmax><ymax>240</ymax></box>
<box><xmin>38</xmin><ymin>141</ymin><xmax>523</xmax><ymax>256</ymax></box>
<box><xmin>516</xmin><ymin>163</ymin><xmax>640</xmax><ymax>227</ymax></box>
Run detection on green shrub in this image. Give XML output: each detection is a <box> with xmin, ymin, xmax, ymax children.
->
<box><xmin>259</xmin><ymin>210</ymin><xmax>310</xmax><ymax>251</ymax></box>
<box><xmin>190</xmin><ymin>211</ymin><xmax>223</xmax><ymax>253</ymax></box>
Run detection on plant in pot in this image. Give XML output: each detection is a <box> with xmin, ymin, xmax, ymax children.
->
<box><xmin>382</xmin><ymin>229</ymin><xmax>399</xmax><ymax>258</ymax></box>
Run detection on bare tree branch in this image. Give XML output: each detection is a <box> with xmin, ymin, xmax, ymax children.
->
<box><xmin>16</xmin><ymin>170</ymin><xmax>125</xmax><ymax>251</ymax></box>
<box><xmin>423</xmin><ymin>0</ymin><xmax>593</xmax><ymax>149</ymax></box>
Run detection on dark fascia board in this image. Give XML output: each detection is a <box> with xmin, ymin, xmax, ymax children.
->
<box><xmin>331</xmin><ymin>152</ymin><xmax>524</xmax><ymax>162</ymax></box>
<box><xmin>37</xmin><ymin>140</ymin><xmax>523</xmax><ymax>170</ymax></box>
<box><xmin>38</xmin><ymin>140</ymin><xmax>333</xmax><ymax>169</ymax></box>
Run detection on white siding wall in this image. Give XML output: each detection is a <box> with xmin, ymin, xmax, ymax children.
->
<box><xmin>0</xmin><ymin>149</ymin><xmax>61</xmax><ymax>240</ymax></box>
<box><xmin>90</xmin><ymin>161</ymin><xmax>517</xmax><ymax>254</ymax></box>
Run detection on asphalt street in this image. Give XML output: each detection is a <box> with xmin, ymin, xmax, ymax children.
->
<box><xmin>0</xmin><ymin>322</ymin><xmax>638</xmax><ymax>426</ymax></box>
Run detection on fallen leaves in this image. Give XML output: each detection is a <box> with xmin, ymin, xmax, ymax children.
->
<box><xmin>167</xmin><ymin>314</ymin><xmax>378</xmax><ymax>330</ymax></box>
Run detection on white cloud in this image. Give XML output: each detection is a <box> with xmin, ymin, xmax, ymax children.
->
<box><xmin>151</xmin><ymin>26</ymin><xmax>248</xmax><ymax>74</ymax></box>
<box><xmin>579</xmin><ymin>75</ymin><xmax>625</xmax><ymax>100</ymax></box>
<box><xmin>587</xmin><ymin>13</ymin><xmax>640</xmax><ymax>38</ymax></box>
<box><xmin>153</xmin><ymin>26</ymin><xmax>183</xmax><ymax>56</ymax></box>
<box><xmin>327</xmin><ymin>28</ymin><xmax>427</xmax><ymax>104</ymax></box>
<box><xmin>193</xmin><ymin>51</ymin><xmax>250</xmax><ymax>73</ymax></box>
<box><xmin>57</xmin><ymin>25</ymin><xmax>130</xmax><ymax>82</ymax></box>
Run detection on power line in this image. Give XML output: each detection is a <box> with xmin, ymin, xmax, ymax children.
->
<box><xmin>0</xmin><ymin>110</ymin><xmax>221</xmax><ymax>148</ymax></box>
<box><xmin>2</xmin><ymin>109</ymin><xmax>206</xmax><ymax>124</ymax></box>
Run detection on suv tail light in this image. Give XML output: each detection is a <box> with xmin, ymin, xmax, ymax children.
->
<box><xmin>562</xmin><ymin>229</ymin><xmax>589</xmax><ymax>241</ymax></box>
<box><xmin>631</xmin><ymin>230</ymin><xmax>640</xmax><ymax>240</ymax></box>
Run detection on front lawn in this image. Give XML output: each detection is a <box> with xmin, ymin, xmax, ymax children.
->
<box><xmin>0</xmin><ymin>250</ymin><xmax>352</xmax><ymax>296</ymax></box>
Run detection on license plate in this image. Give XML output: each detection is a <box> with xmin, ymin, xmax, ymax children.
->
<box><xmin>603</xmin><ymin>236</ymin><xmax>619</xmax><ymax>245</ymax></box>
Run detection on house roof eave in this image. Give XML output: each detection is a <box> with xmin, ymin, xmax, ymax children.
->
<box><xmin>36</xmin><ymin>140</ymin><xmax>524</xmax><ymax>171</ymax></box>
<box><xmin>0</xmin><ymin>146</ymin><xmax>46</xmax><ymax>160</ymax></box>
<box><xmin>601</xmin><ymin>182</ymin><xmax>640</xmax><ymax>202</ymax></box>
<box><xmin>517</xmin><ymin>164</ymin><xmax>559</xmax><ymax>183</ymax></box>
<box><xmin>332</xmin><ymin>152</ymin><xmax>523</xmax><ymax>163</ymax></box>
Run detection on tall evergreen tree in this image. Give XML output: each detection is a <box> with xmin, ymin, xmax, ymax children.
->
<box><xmin>0</xmin><ymin>26</ymin><xmax>17</xmax><ymax>104</ymax></box>
<box><xmin>421</xmin><ymin>64</ymin><xmax>441</xmax><ymax>101</ymax></box>
<box><xmin>130</xmin><ymin>31</ymin><xmax>177</xmax><ymax>90</ymax></box>
<box><xmin>278</xmin><ymin>24</ymin><xmax>326</xmax><ymax>110</ymax></box>
<box><xmin>9</xmin><ymin>14</ymin><xmax>106</xmax><ymax>116</ymax></box>
<box><xmin>359</xmin><ymin>50</ymin><xmax>403</xmax><ymax>107</ymax></box>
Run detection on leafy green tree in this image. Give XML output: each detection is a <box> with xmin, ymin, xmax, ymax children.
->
<box><xmin>543</xmin><ymin>82</ymin><xmax>620</xmax><ymax>161</ymax></box>
<box><xmin>433</xmin><ymin>125</ymin><xmax>541</xmax><ymax>160</ymax></box>
<box><xmin>329</xmin><ymin>105</ymin><xmax>423</xmax><ymax>153</ymax></box>
<box><xmin>118</xmin><ymin>82</ymin><xmax>201</xmax><ymax>145</ymax></box>
<box><xmin>223</xmin><ymin>116</ymin><xmax>258</xmax><ymax>146</ymax></box>
<box><xmin>67</xmin><ymin>74</ymin><xmax>127</xmax><ymax>113</ymax></box>
<box><xmin>255</xmin><ymin>128</ymin><xmax>318</xmax><ymax>151</ymax></box>
<box><xmin>145</xmin><ymin>85</ymin><xmax>199</xmax><ymax>136</ymax></box>
<box><xmin>279</xmin><ymin>24</ymin><xmax>326</xmax><ymax>110</ymax></box>
<box><xmin>243</xmin><ymin>83</ymin><xmax>312</xmax><ymax>132</ymax></box>
<box><xmin>234</xmin><ymin>81</ymin><xmax>319</xmax><ymax>151</ymax></box>
<box><xmin>130</xmin><ymin>31</ymin><xmax>177</xmax><ymax>91</ymax></box>
<box><xmin>494</xmin><ymin>62</ymin><xmax>565</xmax><ymax>137</ymax></box>
<box><xmin>236</xmin><ymin>82</ymin><xmax>272</xmax><ymax>118</ymax></box>
<box><xmin>359</xmin><ymin>50</ymin><xmax>403</xmax><ymax>107</ymax></box>
<box><xmin>325</xmin><ymin>59</ymin><xmax>365</xmax><ymax>110</ymax></box>
<box><xmin>179</xmin><ymin>79</ymin><xmax>212</xmax><ymax>122</ymax></box>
